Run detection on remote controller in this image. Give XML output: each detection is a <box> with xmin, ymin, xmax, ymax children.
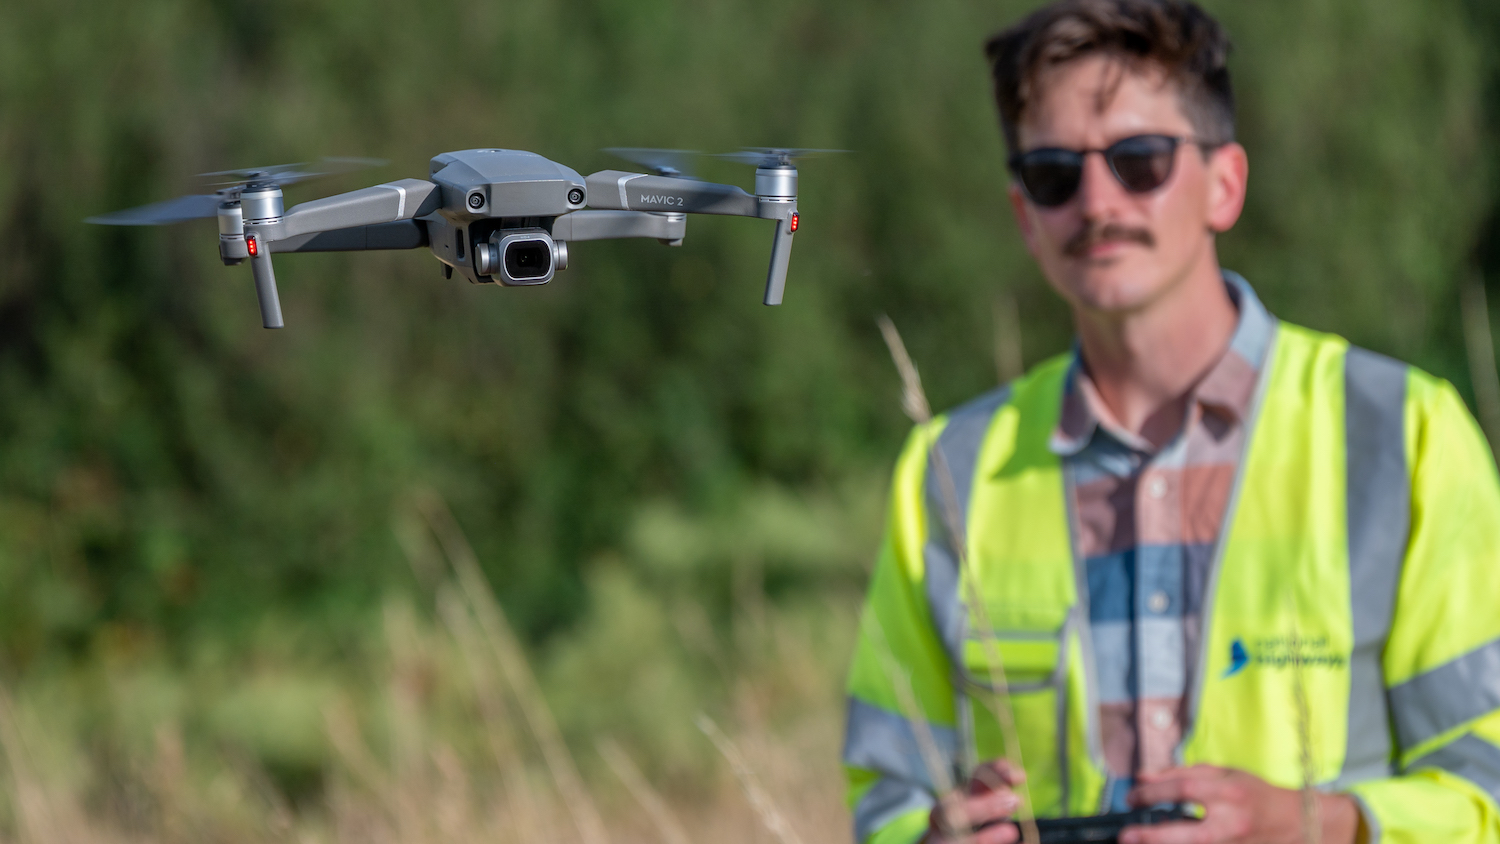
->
<box><xmin>988</xmin><ymin>805</ymin><xmax>1197</xmax><ymax>843</ymax></box>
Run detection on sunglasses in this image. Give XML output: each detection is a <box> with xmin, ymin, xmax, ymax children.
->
<box><xmin>1008</xmin><ymin>134</ymin><xmax>1210</xmax><ymax>208</ymax></box>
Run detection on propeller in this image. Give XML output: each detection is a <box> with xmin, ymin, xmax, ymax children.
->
<box><xmin>714</xmin><ymin>147</ymin><xmax>848</xmax><ymax>167</ymax></box>
<box><xmin>603</xmin><ymin>148</ymin><xmax>701</xmax><ymax>178</ymax></box>
<box><xmin>87</xmin><ymin>157</ymin><xmax>387</xmax><ymax>226</ymax></box>
<box><xmin>85</xmin><ymin>193</ymin><xmax>224</xmax><ymax>226</ymax></box>
<box><xmin>198</xmin><ymin>156</ymin><xmax>386</xmax><ymax>187</ymax></box>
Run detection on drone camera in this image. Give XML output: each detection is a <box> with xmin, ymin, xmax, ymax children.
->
<box><xmin>466</xmin><ymin>191</ymin><xmax>486</xmax><ymax>211</ymax></box>
<box><xmin>505</xmin><ymin>238</ymin><xmax>550</xmax><ymax>281</ymax></box>
<box><xmin>567</xmin><ymin>188</ymin><xmax>585</xmax><ymax>206</ymax></box>
<box><xmin>472</xmin><ymin>228</ymin><xmax>565</xmax><ymax>286</ymax></box>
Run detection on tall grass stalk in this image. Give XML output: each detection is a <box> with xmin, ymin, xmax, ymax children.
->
<box><xmin>384</xmin><ymin>600</ymin><xmax>436</xmax><ymax>843</ymax></box>
<box><xmin>1286</xmin><ymin>598</ymin><xmax>1320</xmax><ymax>844</ymax></box>
<box><xmin>416</xmin><ymin>491</ymin><xmax>610</xmax><ymax>844</ymax></box>
<box><xmin>1460</xmin><ymin>272</ymin><xmax>1500</xmax><ymax>452</ymax></box>
<box><xmin>846</xmin><ymin>470</ymin><xmax>959</xmax><ymax>802</ymax></box>
<box><xmin>695</xmin><ymin>713</ymin><xmax>807</xmax><ymax>844</ymax></box>
<box><xmin>436</xmin><ymin>585</ymin><xmax>545</xmax><ymax>841</ymax></box>
<box><xmin>597</xmin><ymin>737</ymin><xmax>692</xmax><ymax>844</ymax></box>
<box><xmin>324</xmin><ymin>696</ymin><xmax>393</xmax><ymax>797</ymax></box>
<box><xmin>877</xmin><ymin>316</ymin><xmax>1040</xmax><ymax>844</ymax></box>
<box><xmin>993</xmin><ymin>292</ymin><xmax>1025</xmax><ymax>385</ymax></box>
<box><xmin>861</xmin><ymin>608</ymin><xmax>957</xmax><ymax>796</ymax></box>
<box><xmin>0</xmin><ymin>683</ymin><xmax>70</xmax><ymax>844</ymax></box>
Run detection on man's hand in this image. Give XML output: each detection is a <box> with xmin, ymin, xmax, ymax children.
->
<box><xmin>1120</xmin><ymin>765</ymin><xmax>1362</xmax><ymax>844</ymax></box>
<box><xmin>923</xmin><ymin>760</ymin><xmax>1028</xmax><ymax>844</ymax></box>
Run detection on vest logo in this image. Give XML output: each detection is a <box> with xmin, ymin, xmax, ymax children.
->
<box><xmin>1225</xmin><ymin>639</ymin><xmax>1250</xmax><ymax>677</ymax></box>
<box><xmin>1223</xmin><ymin>635</ymin><xmax>1347</xmax><ymax>678</ymax></box>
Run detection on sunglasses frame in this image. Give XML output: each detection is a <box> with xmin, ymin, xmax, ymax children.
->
<box><xmin>1007</xmin><ymin>134</ymin><xmax>1215</xmax><ymax>208</ymax></box>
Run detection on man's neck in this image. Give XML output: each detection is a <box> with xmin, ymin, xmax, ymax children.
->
<box><xmin>1073</xmin><ymin>263</ymin><xmax>1239</xmax><ymax>449</ymax></box>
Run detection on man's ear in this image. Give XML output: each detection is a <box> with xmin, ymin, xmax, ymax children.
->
<box><xmin>1205</xmin><ymin>142</ymin><xmax>1248</xmax><ymax>233</ymax></box>
<box><xmin>1008</xmin><ymin>182</ymin><xmax>1039</xmax><ymax>255</ymax></box>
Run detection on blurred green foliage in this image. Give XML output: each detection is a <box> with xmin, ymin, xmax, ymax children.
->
<box><xmin>0</xmin><ymin>0</ymin><xmax>1495</xmax><ymax>801</ymax></box>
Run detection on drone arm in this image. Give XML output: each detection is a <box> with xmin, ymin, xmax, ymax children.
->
<box><xmin>270</xmin><ymin>219</ymin><xmax>429</xmax><ymax>253</ymax></box>
<box><xmin>549</xmin><ymin>210</ymin><xmax>686</xmax><ymax>243</ymax></box>
<box><xmin>584</xmin><ymin>171</ymin><xmax>758</xmax><ymax>217</ymax></box>
<box><xmin>273</xmin><ymin>179</ymin><xmax>440</xmax><ymax>240</ymax></box>
<box><xmin>585</xmin><ymin>169</ymin><xmax>800</xmax><ymax>305</ymax></box>
<box><xmin>239</xmin><ymin>180</ymin><xmax>438</xmax><ymax>329</ymax></box>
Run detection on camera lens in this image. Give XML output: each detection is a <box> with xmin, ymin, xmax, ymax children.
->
<box><xmin>504</xmin><ymin>239</ymin><xmax>552</xmax><ymax>280</ymax></box>
<box><xmin>467</xmin><ymin>192</ymin><xmax>485</xmax><ymax>210</ymax></box>
<box><xmin>567</xmin><ymin>188</ymin><xmax>584</xmax><ymax>205</ymax></box>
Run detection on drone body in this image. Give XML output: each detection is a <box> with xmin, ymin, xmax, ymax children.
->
<box><xmin>90</xmin><ymin>148</ymin><xmax>821</xmax><ymax>328</ymax></box>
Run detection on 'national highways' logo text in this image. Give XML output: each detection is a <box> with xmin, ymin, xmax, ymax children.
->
<box><xmin>1223</xmin><ymin>635</ymin><xmax>1347</xmax><ymax>678</ymax></box>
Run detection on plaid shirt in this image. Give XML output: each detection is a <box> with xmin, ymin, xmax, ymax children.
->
<box><xmin>1047</xmin><ymin>272</ymin><xmax>1274</xmax><ymax>809</ymax></box>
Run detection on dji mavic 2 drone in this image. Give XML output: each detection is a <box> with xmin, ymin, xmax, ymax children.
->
<box><xmin>89</xmin><ymin>148</ymin><xmax>835</xmax><ymax>328</ymax></box>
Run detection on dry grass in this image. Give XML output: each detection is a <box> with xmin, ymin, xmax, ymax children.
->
<box><xmin>0</xmin><ymin>500</ymin><xmax>854</xmax><ymax>844</ymax></box>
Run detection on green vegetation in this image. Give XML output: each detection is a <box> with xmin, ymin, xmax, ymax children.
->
<box><xmin>0</xmin><ymin>0</ymin><xmax>1495</xmax><ymax>839</ymax></box>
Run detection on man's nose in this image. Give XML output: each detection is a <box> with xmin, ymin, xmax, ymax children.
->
<box><xmin>1076</xmin><ymin>151</ymin><xmax>1128</xmax><ymax>219</ymax></box>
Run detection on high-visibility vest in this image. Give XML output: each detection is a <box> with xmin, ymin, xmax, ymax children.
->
<box><xmin>844</xmin><ymin>319</ymin><xmax>1500</xmax><ymax>844</ymax></box>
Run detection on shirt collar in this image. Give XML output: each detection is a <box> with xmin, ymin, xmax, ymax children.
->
<box><xmin>1047</xmin><ymin>271</ymin><xmax>1276</xmax><ymax>457</ymax></box>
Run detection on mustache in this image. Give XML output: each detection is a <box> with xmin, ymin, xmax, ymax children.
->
<box><xmin>1063</xmin><ymin>222</ymin><xmax>1155</xmax><ymax>257</ymax></box>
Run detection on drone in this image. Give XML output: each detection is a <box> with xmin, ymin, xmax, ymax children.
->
<box><xmin>88</xmin><ymin>147</ymin><xmax>837</xmax><ymax>328</ymax></box>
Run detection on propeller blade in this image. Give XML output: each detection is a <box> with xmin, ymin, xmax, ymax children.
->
<box><xmin>199</xmin><ymin>157</ymin><xmax>386</xmax><ymax>187</ymax></box>
<box><xmin>604</xmin><ymin>148</ymin><xmax>701</xmax><ymax>178</ymax></box>
<box><xmin>715</xmin><ymin>147</ymin><xmax>849</xmax><ymax>167</ymax></box>
<box><xmin>199</xmin><ymin>162</ymin><xmax>308</xmax><ymax>186</ymax></box>
<box><xmin>85</xmin><ymin>193</ymin><xmax>221</xmax><ymax>226</ymax></box>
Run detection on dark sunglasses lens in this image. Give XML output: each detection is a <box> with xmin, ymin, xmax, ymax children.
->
<box><xmin>1016</xmin><ymin>151</ymin><xmax>1082</xmax><ymax>207</ymax></box>
<box><xmin>1108</xmin><ymin>136</ymin><xmax>1178</xmax><ymax>193</ymax></box>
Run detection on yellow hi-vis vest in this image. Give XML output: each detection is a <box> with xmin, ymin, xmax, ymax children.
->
<box><xmin>844</xmin><ymin>319</ymin><xmax>1500</xmax><ymax>844</ymax></box>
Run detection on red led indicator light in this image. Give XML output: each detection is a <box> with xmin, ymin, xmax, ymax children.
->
<box><xmin>788</xmin><ymin>212</ymin><xmax>799</xmax><ymax>233</ymax></box>
<box><xmin>246</xmin><ymin>235</ymin><xmax>259</xmax><ymax>257</ymax></box>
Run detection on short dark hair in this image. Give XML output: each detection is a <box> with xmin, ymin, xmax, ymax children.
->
<box><xmin>984</xmin><ymin>0</ymin><xmax>1235</xmax><ymax>153</ymax></box>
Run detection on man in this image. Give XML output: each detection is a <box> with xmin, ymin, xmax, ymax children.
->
<box><xmin>842</xmin><ymin>1</ymin><xmax>1500</xmax><ymax>843</ymax></box>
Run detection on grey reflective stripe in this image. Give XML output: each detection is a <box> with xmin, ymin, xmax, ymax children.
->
<box><xmin>923</xmin><ymin>527</ymin><xmax>965</xmax><ymax>669</ymax></box>
<box><xmin>955</xmin><ymin>687</ymin><xmax>977</xmax><ymax>777</ymax></box>
<box><xmin>853</xmin><ymin>777</ymin><xmax>935</xmax><ymax>844</ymax></box>
<box><xmin>843</xmin><ymin>697</ymin><xmax>958</xmax><ymax>787</ymax></box>
<box><xmin>1407</xmin><ymin>733</ymin><xmax>1500</xmax><ymax>803</ymax></box>
<box><xmin>1339</xmin><ymin>346</ymin><xmax>1410</xmax><ymax>784</ymax></box>
<box><xmin>923</xmin><ymin>386</ymin><xmax>1011</xmax><ymax>666</ymax></box>
<box><xmin>1390</xmin><ymin>638</ymin><xmax>1500</xmax><ymax>750</ymax></box>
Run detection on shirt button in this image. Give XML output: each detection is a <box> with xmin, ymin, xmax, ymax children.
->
<box><xmin>1147</xmin><ymin>476</ymin><xmax>1168</xmax><ymax>499</ymax></box>
<box><xmin>1151</xmin><ymin>708</ymin><xmax>1173</xmax><ymax>730</ymax></box>
<box><xmin>1148</xmin><ymin>590</ymin><xmax>1170</xmax><ymax>614</ymax></box>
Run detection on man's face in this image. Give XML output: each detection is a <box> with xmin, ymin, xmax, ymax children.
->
<box><xmin>1009</xmin><ymin>55</ymin><xmax>1248</xmax><ymax>315</ymax></box>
